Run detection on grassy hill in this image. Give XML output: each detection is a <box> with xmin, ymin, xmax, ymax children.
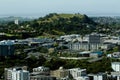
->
<box><xmin>0</xmin><ymin>13</ymin><xmax>97</xmax><ymax>39</ymax></box>
<box><xmin>29</xmin><ymin>13</ymin><xmax>97</xmax><ymax>36</ymax></box>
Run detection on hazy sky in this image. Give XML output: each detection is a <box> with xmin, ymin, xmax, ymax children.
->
<box><xmin>0</xmin><ymin>0</ymin><xmax>120</xmax><ymax>17</ymax></box>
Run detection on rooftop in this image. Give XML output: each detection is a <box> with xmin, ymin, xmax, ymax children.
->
<box><xmin>112</xmin><ymin>62</ymin><xmax>120</xmax><ymax>64</ymax></box>
<box><xmin>0</xmin><ymin>40</ymin><xmax>14</xmax><ymax>45</ymax></box>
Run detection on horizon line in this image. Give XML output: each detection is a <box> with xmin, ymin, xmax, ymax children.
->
<box><xmin>0</xmin><ymin>13</ymin><xmax>120</xmax><ymax>18</ymax></box>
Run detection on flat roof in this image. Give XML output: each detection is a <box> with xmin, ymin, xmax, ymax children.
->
<box><xmin>112</xmin><ymin>62</ymin><xmax>120</xmax><ymax>64</ymax></box>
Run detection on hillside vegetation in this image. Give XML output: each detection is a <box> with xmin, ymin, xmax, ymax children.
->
<box><xmin>1</xmin><ymin>13</ymin><xmax>120</xmax><ymax>39</ymax></box>
<box><xmin>29</xmin><ymin>13</ymin><xmax>97</xmax><ymax>36</ymax></box>
<box><xmin>0</xmin><ymin>13</ymin><xmax>97</xmax><ymax>39</ymax></box>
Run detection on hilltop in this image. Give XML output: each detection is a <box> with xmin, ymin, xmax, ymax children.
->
<box><xmin>28</xmin><ymin>13</ymin><xmax>97</xmax><ymax>36</ymax></box>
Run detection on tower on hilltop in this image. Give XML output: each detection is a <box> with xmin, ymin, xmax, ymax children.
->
<box><xmin>14</xmin><ymin>19</ymin><xmax>19</xmax><ymax>25</ymax></box>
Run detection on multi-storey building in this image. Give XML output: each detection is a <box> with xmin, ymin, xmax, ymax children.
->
<box><xmin>12</xmin><ymin>69</ymin><xmax>29</xmax><ymax>80</ymax></box>
<box><xmin>63</xmin><ymin>33</ymin><xmax>104</xmax><ymax>51</ymax></box>
<box><xmin>0</xmin><ymin>40</ymin><xmax>14</xmax><ymax>56</ymax></box>
<box><xmin>69</xmin><ymin>68</ymin><xmax>87</xmax><ymax>79</ymax></box>
<box><xmin>4</xmin><ymin>67</ymin><xmax>29</xmax><ymax>80</ymax></box>
<box><xmin>112</xmin><ymin>62</ymin><xmax>120</xmax><ymax>72</ymax></box>
<box><xmin>51</xmin><ymin>67</ymin><xmax>89</xmax><ymax>80</ymax></box>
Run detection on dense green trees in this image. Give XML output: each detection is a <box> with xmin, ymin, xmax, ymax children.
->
<box><xmin>0</xmin><ymin>13</ymin><xmax>120</xmax><ymax>40</ymax></box>
<box><xmin>44</xmin><ymin>57</ymin><xmax>112</xmax><ymax>73</ymax></box>
<box><xmin>29</xmin><ymin>13</ymin><xmax>97</xmax><ymax>36</ymax></box>
<box><xmin>0</xmin><ymin>54</ymin><xmax>114</xmax><ymax>79</ymax></box>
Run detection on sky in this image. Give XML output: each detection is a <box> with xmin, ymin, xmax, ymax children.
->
<box><xmin>0</xmin><ymin>0</ymin><xmax>120</xmax><ymax>17</ymax></box>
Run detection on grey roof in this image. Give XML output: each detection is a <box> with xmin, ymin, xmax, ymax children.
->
<box><xmin>0</xmin><ymin>40</ymin><xmax>14</xmax><ymax>45</ymax></box>
<box><xmin>112</xmin><ymin>62</ymin><xmax>120</xmax><ymax>64</ymax></box>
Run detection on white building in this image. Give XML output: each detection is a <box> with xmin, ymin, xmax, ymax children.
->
<box><xmin>112</xmin><ymin>62</ymin><xmax>120</xmax><ymax>72</ymax></box>
<box><xmin>32</xmin><ymin>66</ymin><xmax>50</xmax><ymax>75</ymax></box>
<box><xmin>14</xmin><ymin>19</ymin><xmax>19</xmax><ymax>25</ymax></box>
<box><xmin>88</xmin><ymin>73</ymin><xmax>107</xmax><ymax>80</ymax></box>
<box><xmin>69</xmin><ymin>68</ymin><xmax>87</xmax><ymax>79</ymax></box>
<box><xmin>60</xmin><ymin>34</ymin><xmax>80</xmax><ymax>41</ymax></box>
<box><xmin>75</xmin><ymin>76</ymin><xmax>89</xmax><ymax>80</ymax></box>
<box><xmin>12</xmin><ymin>69</ymin><xmax>29</xmax><ymax>80</ymax></box>
<box><xmin>5</xmin><ymin>67</ymin><xmax>29</xmax><ymax>80</ymax></box>
<box><xmin>111</xmin><ymin>72</ymin><xmax>120</xmax><ymax>80</ymax></box>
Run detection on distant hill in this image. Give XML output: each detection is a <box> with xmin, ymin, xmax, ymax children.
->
<box><xmin>29</xmin><ymin>13</ymin><xmax>97</xmax><ymax>36</ymax></box>
<box><xmin>0</xmin><ymin>16</ymin><xmax>33</xmax><ymax>24</ymax></box>
<box><xmin>91</xmin><ymin>17</ymin><xmax>120</xmax><ymax>24</ymax></box>
<box><xmin>91</xmin><ymin>17</ymin><xmax>120</xmax><ymax>32</ymax></box>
